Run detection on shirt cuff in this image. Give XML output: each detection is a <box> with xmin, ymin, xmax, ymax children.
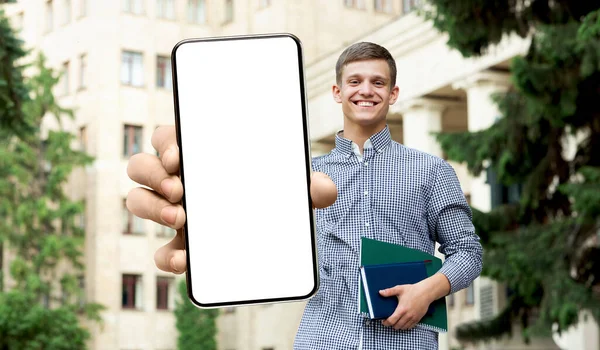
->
<box><xmin>437</xmin><ymin>260</ymin><xmax>467</xmax><ymax>294</ymax></box>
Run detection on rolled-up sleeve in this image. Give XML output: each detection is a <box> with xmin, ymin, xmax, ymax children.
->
<box><xmin>426</xmin><ymin>160</ymin><xmax>483</xmax><ymax>294</ymax></box>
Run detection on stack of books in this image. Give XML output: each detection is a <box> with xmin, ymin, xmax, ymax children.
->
<box><xmin>358</xmin><ymin>237</ymin><xmax>448</xmax><ymax>333</ymax></box>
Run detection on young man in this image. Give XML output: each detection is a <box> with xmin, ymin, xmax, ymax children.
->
<box><xmin>126</xmin><ymin>42</ymin><xmax>482</xmax><ymax>349</ymax></box>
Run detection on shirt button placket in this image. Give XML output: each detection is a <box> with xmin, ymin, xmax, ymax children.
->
<box><xmin>363</xmin><ymin>150</ymin><xmax>372</xmax><ymax>235</ymax></box>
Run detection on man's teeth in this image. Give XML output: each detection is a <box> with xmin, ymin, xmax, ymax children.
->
<box><xmin>357</xmin><ymin>101</ymin><xmax>374</xmax><ymax>107</ymax></box>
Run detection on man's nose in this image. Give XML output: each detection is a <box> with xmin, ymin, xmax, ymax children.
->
<box><xmin>359</xmin><ymin>82</ymin><xmax>374</xmax><ymax>95</ymax></box>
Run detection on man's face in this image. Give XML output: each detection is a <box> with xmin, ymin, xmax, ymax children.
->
<box><xmin>332</xmin><ymin>59</ymin><xmax>399</xmax><ymax>130</ymax></box>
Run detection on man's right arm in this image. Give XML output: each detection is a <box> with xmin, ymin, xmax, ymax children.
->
<box><xmin>126</xmin><ymin>125</ymin><xmax>337</xmax><ymax>274</ymax></box>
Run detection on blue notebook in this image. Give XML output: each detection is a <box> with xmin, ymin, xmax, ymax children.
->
<box><xmin>360</xmin><ymin>261</ymin><xmax>434</xmax><ymax>320</ymax></box>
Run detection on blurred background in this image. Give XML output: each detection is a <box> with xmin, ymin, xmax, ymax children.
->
<box><xmin>1</xmin><ymin>0</ymin><xmax>600</xmax><ymax>349</ymax></box>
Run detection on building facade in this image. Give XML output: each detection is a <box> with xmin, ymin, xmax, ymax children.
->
<box><xmin>3</xmin><ymin>0</ymin><xmax>599</xmax><ymax>350</ymax></box>
<box><xmin>2</xmin><ymin>1</ymin><xmax>403</xmax><ymax>349</ymax></box>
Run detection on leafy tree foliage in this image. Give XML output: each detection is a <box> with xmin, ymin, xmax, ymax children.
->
<box><xmin>426</xmin><ymin>0</ymin><xmax>600</xmax><ymax>344</ymax></box>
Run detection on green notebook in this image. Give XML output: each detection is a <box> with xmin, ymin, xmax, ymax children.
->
<box><xmin>359</xmin><ymin>237</ymin><xmax>448</xmax><ymax>333</ymax></box>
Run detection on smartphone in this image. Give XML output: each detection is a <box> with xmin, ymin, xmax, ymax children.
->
<box><xmin>171</xmin><ymin>33</ymin><xmax>318</xmax><ymax>308</ymax></box>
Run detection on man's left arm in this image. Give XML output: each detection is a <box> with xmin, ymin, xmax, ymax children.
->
<box><xmin>425</xmin><ymin>160</ymin><xmax>483</xmax><ymax>294</ymax></box>
<box><xmin>380</xmin><ymin>160</ymin><xmax>483</xmax><ymax>330</ymax></box>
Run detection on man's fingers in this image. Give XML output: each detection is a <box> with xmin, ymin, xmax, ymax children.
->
<box><xmin>155</xmin><ymin>230</ymin><xmax>187</xmax><ymax>274</ymax></box>
<box><xmin>127</xmin><ymin>153</ymin><xmax>183</xmax><ymax>203</ymax></box>
<box><xmin>380</xmin><ymin>285</ymin><xmax>404</xmax><ymax>297</ymax></box>
<box><xmin>382</xmin><ymin>305</ymin><xmax>405</xmax><ymax>327</ymax></box>
<box><xmin>393</xmin><ymin>313</ymin><xmax>415</xmax><ymax>330</ymax></box>
<box><xmin>151</xmin><ymin>125</ymin><xmax>180</xmax><ymax>174</ymax></box>
<box><xmin>127</xmin><ymin>187</ymin><xmax>187</xmax><ymax>229</ymax></box>
<box><xmin>311</xmin><ymin>172</ymin><xmax>337</xmax><ymax>209</ymax></box>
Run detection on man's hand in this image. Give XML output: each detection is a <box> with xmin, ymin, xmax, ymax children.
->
<box><xmin>126</xmin><ymin>125</ymin><xmax>337</xmax><ymax>275</ymax></box>
<box><xmin>379</xmin><ymin>273</ymin><xmax>451</xmax><ymax>330</ymax></box>
<box><xmin>379</xmin><ymin>283</ymin><xmax>433</xmax><ymax>330</ymax></box>
<box><xmin>127</xmin><ymin>126</ymin><xmax>187</xmax><ymax>274</ymax></box>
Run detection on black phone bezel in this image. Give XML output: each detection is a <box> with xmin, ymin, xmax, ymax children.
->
<box><xmin>170</xmin><ymin>33</ymin><xmax>319</xmax><ymax>309</ymax></box>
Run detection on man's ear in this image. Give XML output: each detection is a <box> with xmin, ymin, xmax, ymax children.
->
<box><xmin>389</xmin><ymin>85</ymin><xmax>400</xmax><ymax>105</ymax></box>
<box><xmin>332</xmin><ymin>85</ymin><xmax>342</xmax><ymax>103</ymax></box>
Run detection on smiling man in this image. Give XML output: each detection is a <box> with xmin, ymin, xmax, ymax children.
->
<box><xmin>125</xmin><ymin>41</ymin><xmax>482</xmax><ymax>350</ymax></box>
<box><xmin>292</xmin><ymin>42</ymin><xmax>483</xmax><ymax>350</ymax></box>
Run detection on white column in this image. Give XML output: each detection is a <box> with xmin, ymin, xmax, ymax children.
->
<box><xmin>452</xmin><ymin>71</ymin><xmax>510</xmax><ymax>213</ymax></box>
<box><xmin>397</xmin><ymin>97</ymin><xmax>448</xmax><ymax>157</ymax></box>
<box><xmin>553</xmin><ymin>310</ymin><xmax>600</xmax><ymax>350</ymax></box>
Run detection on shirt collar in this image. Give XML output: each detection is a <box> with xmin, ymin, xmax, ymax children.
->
<box><xmin>333</xmin><ymin>125</ymin><xmax>392</xmax><ymax>157</ymax></box>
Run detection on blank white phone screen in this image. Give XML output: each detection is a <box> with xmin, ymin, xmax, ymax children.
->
<box><xmin>173</xmin><ymin>35</ymin><xmax>317</xmax><ymax>307</ymax></box>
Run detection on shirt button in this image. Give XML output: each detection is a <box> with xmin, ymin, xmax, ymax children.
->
<box><xmin>364</xmin><ymin>162</ymin><xmax>368</xmax><ymax>166</ymax></box>
<box><xmin>364</xmin><ymin>191</ymin><xmax>368</xmax><ymax>195</ymax></box>
<box><xmin>365</xmin><ymin>223</ymin><xmax>370</xmax><ymax>227</ymax></box>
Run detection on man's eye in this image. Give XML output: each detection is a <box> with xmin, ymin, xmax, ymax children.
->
<box><xmin>375</xmin><ymin>81</ymin><xmax>384</xmax><ymax>86</ymax></box>
<box><xmin>349</xmin><ymin>80</ymin><xmax>359</xmax><ymax>84</ymax></box>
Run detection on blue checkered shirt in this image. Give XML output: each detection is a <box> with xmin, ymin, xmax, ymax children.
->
<box><xmin>294</xmin><ymin>126</ymin><xmax>483</xmax><ymax>350</ymax></box>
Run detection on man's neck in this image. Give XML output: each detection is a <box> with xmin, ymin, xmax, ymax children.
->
<box><xmin>342</xmin><ymin>122</ymin><xmax>386</xmax><ymax>154</ymax></box>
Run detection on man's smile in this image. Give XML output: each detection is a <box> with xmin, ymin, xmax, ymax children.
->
<box><xmin>353</xmin><ymin>100</ymin><xmax>379</xmax><ymax>108</ymax></box>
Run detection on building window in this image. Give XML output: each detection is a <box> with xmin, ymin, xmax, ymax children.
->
<box><xmin>123</xmin><ymin>198</ymin><xmax>145</xmax><ymax>234</ymax></box>
<box><xmin>77</xmin><ymin>275</ymin><xmax>85</xmax><ymax>308</ymax></box>
<box><xmin>45</xmin><ymin>0</ymin><xmax>54</xmax><ymax>32</ymax></box>
<box><xmin>465</xmin><ymin>283</ymin><xmax>475</xmax><ymax>305</ymax></box>
<box><xmin>78</xmin><ymin>0</ymin><xmax>88</xmax><ymax>17</ymax></box>
<box><xmin>123</xmin><ymin>124</ymin><xmax>143</xmax><ymax>157</ymax></box>
<box><xmin>121</xmin><ymin>51</ymin><xmax>144</xmax><ymax>87</ymax></box>
<box><xmin>61</xmin><ymin>61</ymin><xmax>70</xmax><ymax>95</ymax></box>
<box><xmin>76</xmin><ymin>199</ymin><xmax>86</xmax><ymax>234</ymax></box>
<box><xmin>188</xmin><ymin>0</ymin><xmax>206</xmax><ymax>24</ymax></box>
<box><xmin>61</xmin><ymin>283</ymin><xmax>69</xmax><ymax>305</ymax></box>
<box><xmin>344</xmin><ymin>0</ymin><xmax>365</xmax><ymax>9</ymax></box>
<box><xmin>156</xmin><ymin>276</ymin><xmax>174</xmax><ymax>310</ymax></box>
<box><xmin>40</xmin><ymin>140</ymin><xmax>52</xmax><ymax>175</ymax></box>
<box><xmin>42</xmin><ymin>290</ymin><xmax>50</xmax><ymax>308</ymax></box>
<box><xmin>14</xmin><ymin>12</ymin><xmax>24</xmax><ymax>33</ymax></box>
<box><xmin>402</xmin><ymin>0</ymin><xmax>420</xmax><ymax>14</ymax></box>
<box><xmin>156</xmin><ymin>0</ymin><xmax>175</xmax><ymax>19</ymax></box>
<box><xmin>156</xmin><ymin>56</ymin><xmax>172</xmax><ymax>89</ymax></box>
<box><xmin>224</xmin><ymin>0</ymin><xmax>233</xmax><ymax>23</ymax></box>
<box><xmin>374</xmin><ymin>0</ymin><xmax>392</xmax><ymax>13</ymax></box>
<box><xmin>258</xmin><ymin>0</ymin><xmax>270</xmax><ymax>8</ymax></box>
<box><xmin>122</xmin><ymin>274</ymin><xmax>142</xmax><ymax>309</ymax></box>
<box><xmin>79</xmin><ymin>126</ymin><xmax>87</xmax><ymax>152</ymax></box>
<box><xmin>123</xmin><ymin>0</ymin><xmax>144</xmax><ymax>14</ymax></box>
<box><xmin>0</xmin><ymin>243</ymin><xmax>3</xmax><ymax>291</ymax></box>
<box><xmin>78</xmin><ymin>54</ymin><xmax>86</xmax><ymax>89</ymax></box>
<box><xmin>63</xmin><ymin>0</ymin><xmax>71</xmax><ymax>25</ymax></box>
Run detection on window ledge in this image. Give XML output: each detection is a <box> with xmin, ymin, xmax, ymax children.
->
<box><xmin>121</xmin><ymin>83</ymin><xmax>147</xmax><ymax>89</ymax></box>
<box><xmin>122</xmin><ymin>12</ymin><xmax>147</xmax><ymax>17</ymax></box>
<box><xmin>123</xmin><ymin>232</ymin><xmax>146</xmax><ymax>236</ymax></box>
<box><xmin>121</xmin><ymin>307</ymin><xmax>144</xmax><ymax>311</ymax></box>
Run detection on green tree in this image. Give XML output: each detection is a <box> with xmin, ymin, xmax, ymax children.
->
<box><xmin>0</xmin><ymin>6</ymin><xmax>32</xmax><ymax>137</ymax></box>
<box><xmin>174</xmin><ymin>279</ymin><xmax>219</xmax><ymax>350</ymax></box>
<box><xmin>0</xmin><ymin>7</ymin><xmax>104</xmax><ymax>349</ymax></box>
<box><xmin>424</xmin><ymin>0</ymin><xmax>600</xmax><ymax>345</ymax></box>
